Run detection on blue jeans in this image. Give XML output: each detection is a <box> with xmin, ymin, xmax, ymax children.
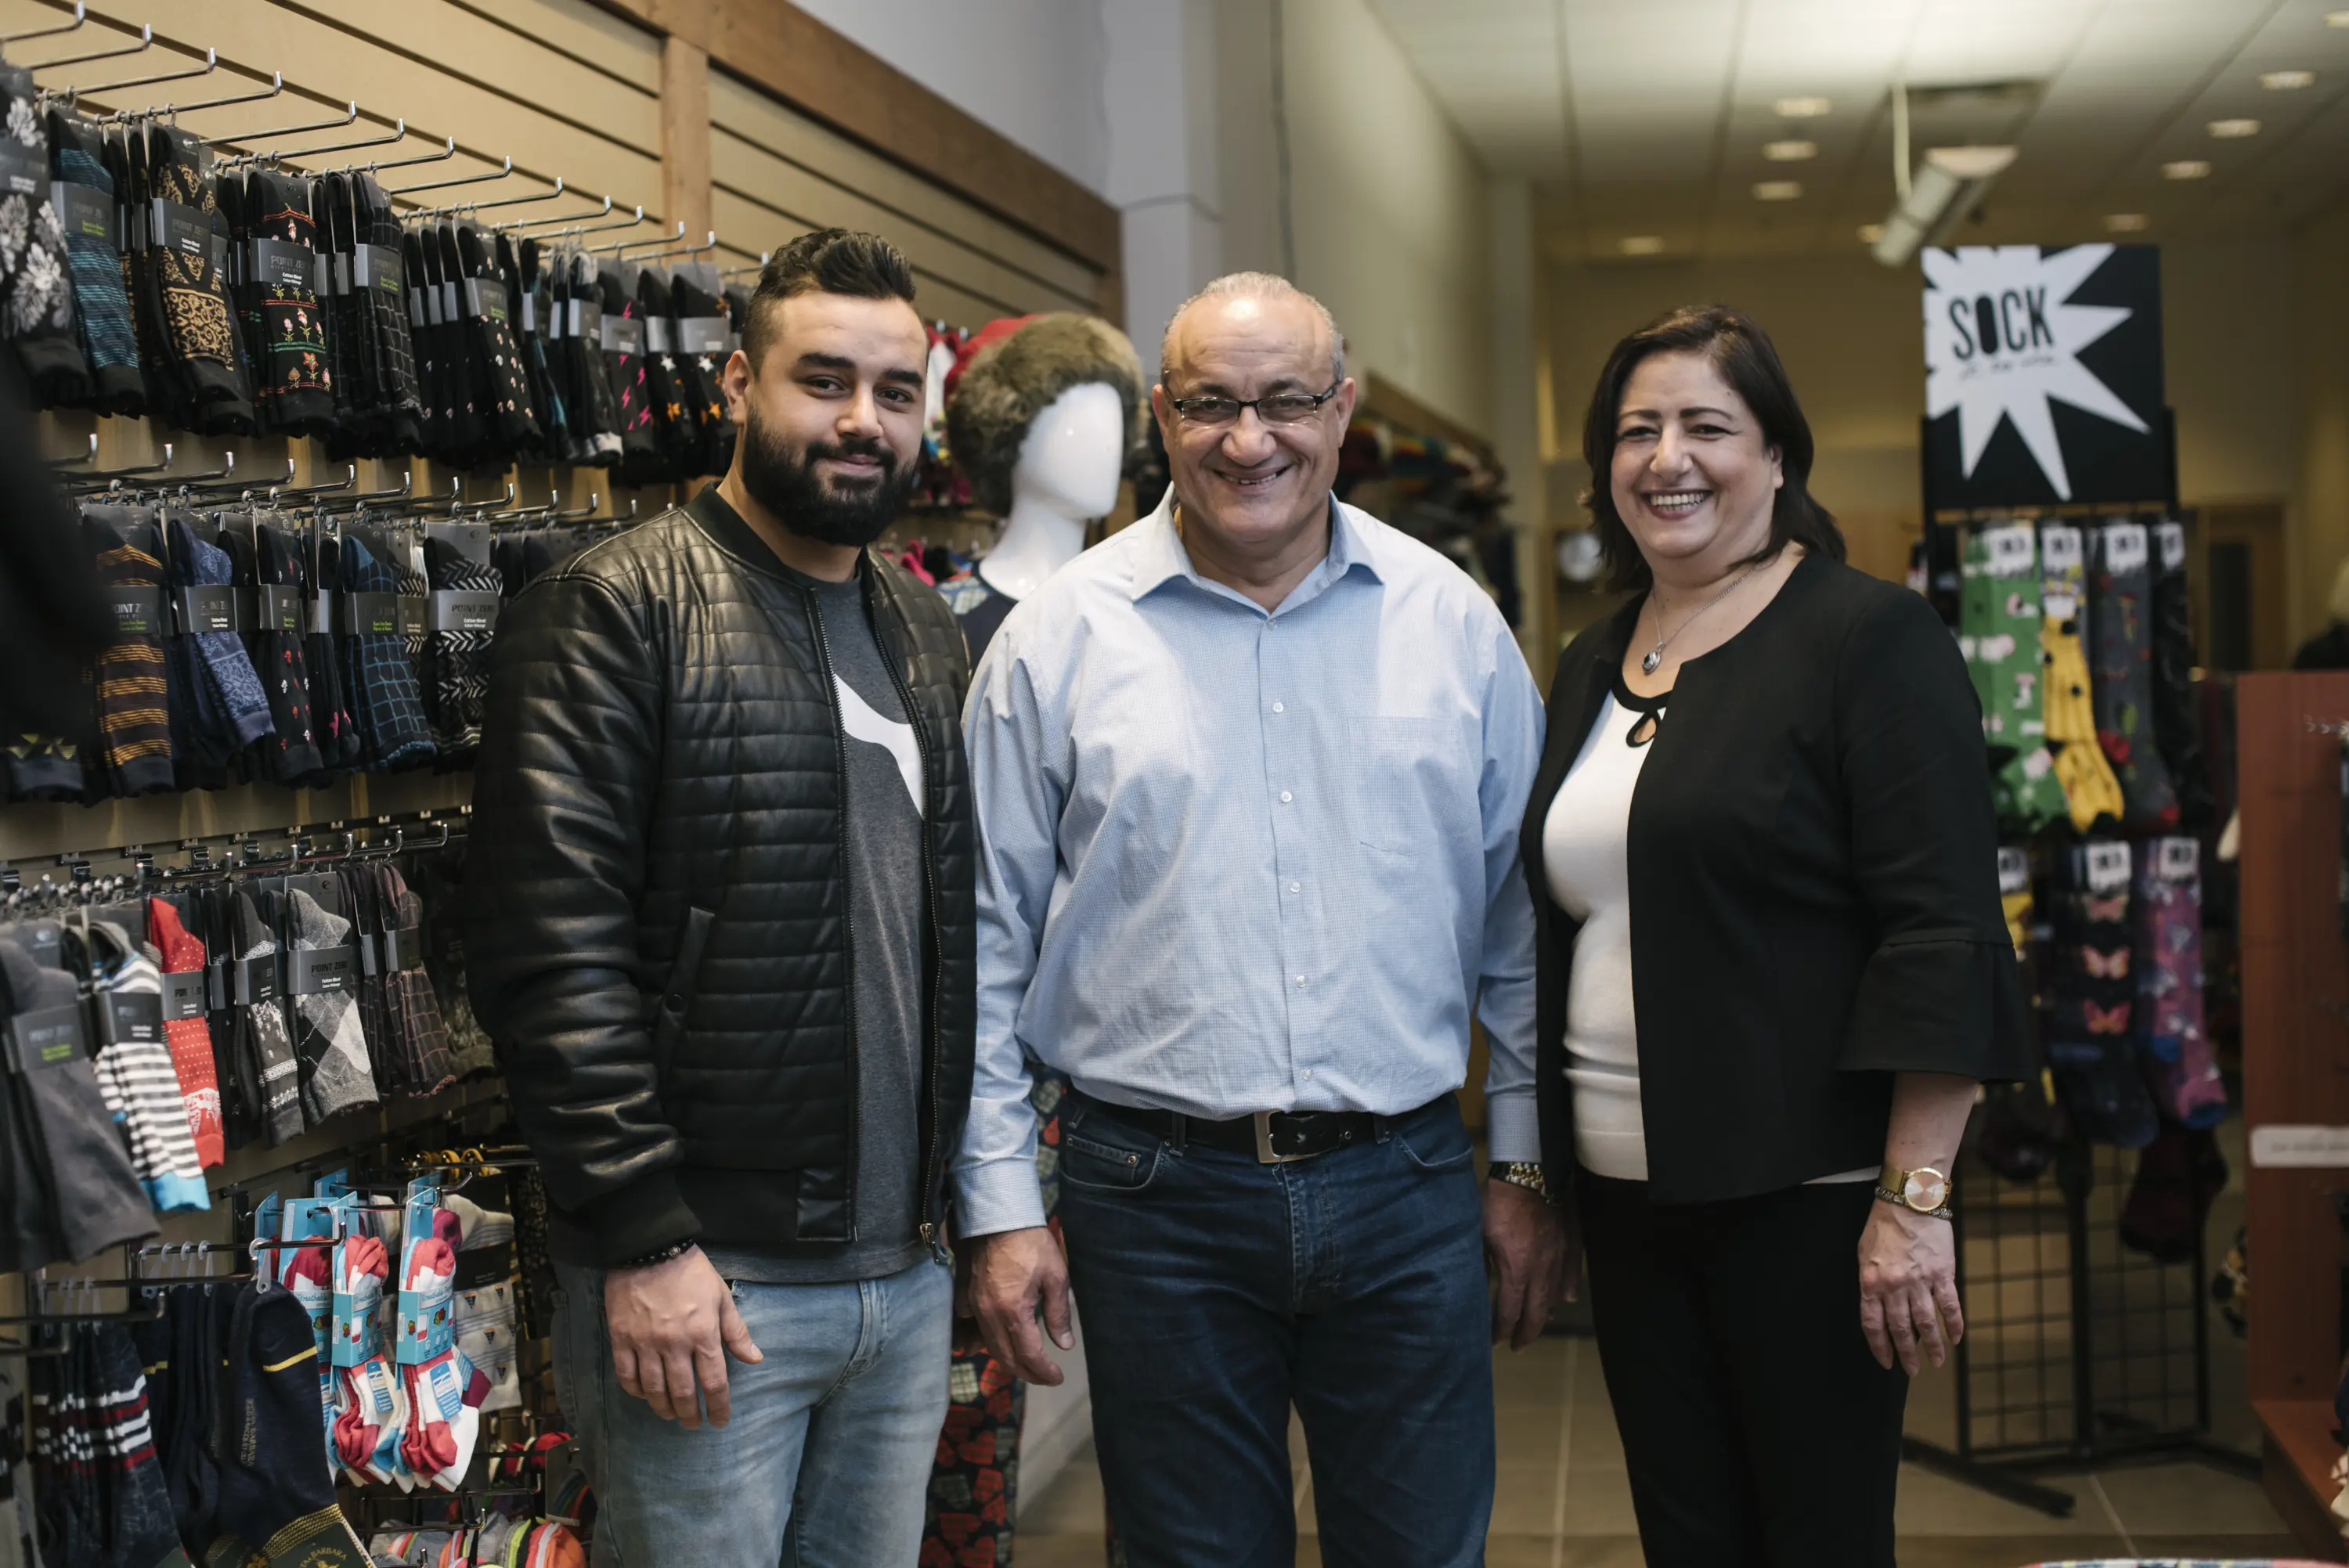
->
<box><xmin>1056</xmin><ymin>1092</ymin><xmax>1495</xmax><ymax>1568</ymax></box>
<box><xmin>551</xmin><ymin>1255</ymin><xmax>951</xmax><ymax>1567</ymax></box>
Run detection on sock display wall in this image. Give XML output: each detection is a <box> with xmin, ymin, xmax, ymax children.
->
<box><xmin>0</xmin><ymin>4</ymin><xmax>1129</xmax><ymax>1565</ymax></box>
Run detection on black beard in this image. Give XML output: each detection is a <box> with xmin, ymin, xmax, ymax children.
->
<box><xmin>738</xmin><ymin>409</ymin><xmax>915</xmax><ymax>548</ymax></box>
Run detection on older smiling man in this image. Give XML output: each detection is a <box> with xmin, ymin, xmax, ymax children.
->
<box><xmin>953</xmin><ymin>272</ymin><xmax>1560</xmax><ymax>1568</ymax></box>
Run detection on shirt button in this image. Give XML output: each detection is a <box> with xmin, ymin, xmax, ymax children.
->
<box><xmin>1272</xmin><ymin>701</ymin><xmax>1285</xmax><ymax>714</ymax></box>
<box><xmin>1294</xmin><ymin>974</ymin><xmax>1308</xmax><ymax>987</ymax></box>
<box><xmin>1279</xmin><ymin>790</ymin><xmax>1293</xmax><ymax>804</ymax></box>
<box><xmin>1288</xmin><ymin>881</ymin><xmax>1301</xmax><ymax>894</ymax></box>
<box><xmin>1302</xmin><ymin>1068</ymin><xmax>1315</xmax><ymax>1080</ymax></box>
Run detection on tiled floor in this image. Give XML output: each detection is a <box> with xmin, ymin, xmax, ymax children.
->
<box><xmin>1017</xmin><ymin>1129</ymin><xmax>2304</xmax><ymax>1566</ymax></box>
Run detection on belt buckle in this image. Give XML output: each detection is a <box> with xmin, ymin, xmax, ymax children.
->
<box><xmin>1253</xmin><ymin>1110</ymin><xmax>1311</xmax><ymax>1165</ymax></box>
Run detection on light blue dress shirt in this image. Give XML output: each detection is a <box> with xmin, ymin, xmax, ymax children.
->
<box><xmin>952</xmin><ymin>492</ymin><xmax>1546</xmax><ymax>1237</ymax></box>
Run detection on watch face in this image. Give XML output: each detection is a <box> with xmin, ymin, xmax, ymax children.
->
<box><xmin>1903</xmin><ymin>1168</ymin><xmax>1950</xmax><ymax>1210</ymax></box>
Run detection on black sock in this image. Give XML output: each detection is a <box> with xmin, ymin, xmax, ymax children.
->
<box><xmin>212</xmin><ymin>1284</ymin><xmax>334</xmax><ymax>1550</ymax></box>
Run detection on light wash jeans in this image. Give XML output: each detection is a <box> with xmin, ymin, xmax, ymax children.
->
<box><xmin>551</xmin><ymin>1254</ymin><xmax>952</xmax><ymax>1567</ymax></box>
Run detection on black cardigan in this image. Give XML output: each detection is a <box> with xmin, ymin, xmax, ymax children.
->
<box><xmin>1519</xmin><ymin>553</ymin><xmax>2032</xmax><ymax>1205</ymax></box>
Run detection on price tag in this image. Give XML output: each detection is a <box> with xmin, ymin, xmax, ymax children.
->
<box><xmin>174</xmin><ymin>584</ymin><xmax>242</xmax><ymax>635</ymax></box>
<box><xmin>163</xmin><ymin>971</ymin><xmax>207</xmax><ymax>1021</ymax></box>
<box><xmin>2098</xmin><ymin>521</ymin><xmax>2149</xmax><ymax>575</ymax></box>
<box><xmin>475</xmin><ymin>277</ymin><xmax>507</xmax><ymax>325</ymax></box>
<box><xmin>679</xmin><ymin>315</ymin><xmax>730</xmax><ymax>355</ymax></box>
<box><xmin>234</xmin><ymin>953</ymin><xmax>279</xmax><ymax>1006</ymax></box>
<box><xmin>2156</xmin><ymin>521</ymin><xmax>2185</xmax><ymax>574</ymax></box>
<box><xmin>2038</xmin><ymin>524</ymin><xmax>2083</xmax><ymax>574</ymax></box>
<box><xmin>110</xmin><ymin>586</ymin><xmax>167</xmax><ymax>639</ymax></box>
<box><xmin>248</xmin><ymin>236</ymin><xmax>316</xmax><ymax>291</ymax></box>
<box><xmin>2156</xmin><ymin>836</ymin><xmax>2199</xmax><ymax>882</ymax></box>
<box><xmin>428</xmin><ymin>590</ymin><xmax>501</xmax><ymax>633</ymax></box>
<box><xmin>2250</xmin><ymin>1126</ymin><xmax>2349</xmax><ymax>1168</ymax></box>
<box><xmin>569</xmin><ymin>297</ymin><xmax>602</xmax><ymax>343</ymax></box>
<box><xmin>604</xmin><ymin>314</ymin><xmax>642</xmax><ymax>356</ymax></box>
<box><xmin>257</xmin><ymin>584</ymin><xmax>305</xmax><ymax>635</ymax></box>
<box><xmin>4</xmin><ymin>1003</ymin><xmax>87</xmax><ymax>1073</ymax></box>
<box><xmin>2080</xmin><ymin>839</ymin><xmax>2132</xmax><ymax>895</ymax></box>
<box><xmin>644</xmin><ymin>315</ymin><xmax>673</xmax><ymax>354</ymax></box>
<box><xmin>1995</xmin><ymin>846</ymin><xmax>2030</xmax><ymax>895</ymax></box>
<box><xmin>1982</xmin><ymin>524</ymin><xmax>2035</xmax><ymax>579</ymax></box>
<box><xmin>50</xmin><ymin>181</ymin><xmax>117</xmax><ymax>248</ymax></box>
<box><xmin>95</xmin><ymin>990</ymin><xmax>164</xmax><ymax>1048</ymax></box>
<box><xmin>286</xmin><ymin>945</ymin><xmax>357</xmax><ymax>997</ymax></box>
<box><xmin>341</xmin><ymin>591</ymin><xmax>401</xmax><ymax>636</ymax></box>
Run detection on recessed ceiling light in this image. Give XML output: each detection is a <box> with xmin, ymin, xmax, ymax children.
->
<box><xmin>1619</xmin><ymin>235</ymin><xmax>1665</xmax><ymax>255</ymax></box>
<box><xmin>2104</xmin><ymin>213</ymin><xmax>2149</xmax><ymax>232</ymax></box>
<box><xmin>2163</xmin><ymin>159</ymin><xmax>2212</xmax><ymax>179</ymax></box>
<box><xmin>2261</xmin><ymin>70</ymin><xmax>2315</xmax><ymax>90</ymax></box>
<box><xmin>1763</xmin><ymin>139</ymin><xmax>1818</xmax><ymax>162</ymax></box>
<box><xmin>1753</xmin><ymin>180</ymin><xmax>1803</xmax><ymax>201</ymax></box>
<box><xmin>1857</xmin><ymin>223</ymin><xmax>1885</xmax><ymax>243</ymax></box>
<box><xmin>2329</xmin><ymin>9</ymin><xmax>2349</xmax><ymax>27</ymax></box>
<box><xmin>1774</xmin><ymin>96</ymin><xmax>1831</xmax><ymax>118</ymax></box>
<box><xmin>2208</xmin><ymin>117</ymin><xmax>2261</xmax><ymax>138</ymax></box>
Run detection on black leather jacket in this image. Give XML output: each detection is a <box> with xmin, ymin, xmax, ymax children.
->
<box><xmin>467</xmin><ymin>486</ymin><xmax>976</xmax><ymax>1266</ymax></box>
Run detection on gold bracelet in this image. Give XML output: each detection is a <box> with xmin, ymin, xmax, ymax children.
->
<box><xmin>1490</xmin><ymin>1161</ymin><xmax>1554</xmax><ymax>1202</ymax></box>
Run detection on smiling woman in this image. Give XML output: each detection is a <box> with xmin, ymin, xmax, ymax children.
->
<box><xmin>1519</xmin><ymin>305</ymin><xmax>2034</xmax><ymax>1567</ymax></box>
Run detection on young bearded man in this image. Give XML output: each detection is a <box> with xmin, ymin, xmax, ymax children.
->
<box><xmin>467</xmin><ymin>229</ymin><xmax>976</xmax><ymax>1566</ymax></box>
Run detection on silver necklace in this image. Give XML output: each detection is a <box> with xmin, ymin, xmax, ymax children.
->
<box><xmin>1641</xmin><ymin>561</ymin><xmax>1765</xmax><ymax>675</ymax></box>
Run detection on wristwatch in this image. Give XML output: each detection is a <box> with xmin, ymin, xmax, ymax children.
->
<box><xmin>1489</xmin><ymin>1161</ymin><xmax>1556</xmax><ymax>1203</ymax></box>
<box><xmin>1875</xmin><ymin>1162</ymin><xmax>1953</xmax><ymax>1220</ymax></box>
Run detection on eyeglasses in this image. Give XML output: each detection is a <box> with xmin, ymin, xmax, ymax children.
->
<box><xmin>1167</xmin><ymin>381</ymin><xmax>1342</xmax><ymax>427</ymax></box>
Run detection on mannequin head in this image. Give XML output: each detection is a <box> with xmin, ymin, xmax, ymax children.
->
<box><xmin>947</xmin><ymin>312</ymin><xmax>1145</xmax><ymax>518</ymax></box>
<box><xmin>1011</xmin><ymin>380</ymin><xmax>1127</xmax><ymax>521</ymax></box>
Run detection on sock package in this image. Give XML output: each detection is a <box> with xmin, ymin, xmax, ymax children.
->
<box><xmin>2037</xmin><ymin>524</ymin><xmax>2125</xmax><ymax>833</ymax></box>
<box><xmin>2085</xmin><ymin>521</ymin><xmax>2178</xmax><ymax>827</ymax></box>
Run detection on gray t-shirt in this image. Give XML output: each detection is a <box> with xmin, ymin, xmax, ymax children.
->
<box><xmin>704</xmin><ymin>568</ymin><xmax>929</xmax><ymax>1285</ymax></box>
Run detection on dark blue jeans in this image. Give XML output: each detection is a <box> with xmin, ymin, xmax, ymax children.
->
<box><xmin>1056</xmin><ymin>1091</ymin><xmax>1494</xmax><ymax>1568</ymax></box>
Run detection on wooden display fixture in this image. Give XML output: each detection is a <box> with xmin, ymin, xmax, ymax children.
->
<box><xmin>2241</xmin><ymin>671</ymin><xmax>2349</xmax><ymax>1559</ymax></box>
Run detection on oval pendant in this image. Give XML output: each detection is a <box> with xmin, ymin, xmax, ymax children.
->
<box><xmin>1641</xmin><ymin>650</ymin><xmax>1662</xmax><ymax>675</ymax></box>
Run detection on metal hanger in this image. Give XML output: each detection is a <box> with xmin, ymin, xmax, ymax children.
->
<box><xmin>23</xmin><ymin>21</ymin><xmax>148</xmax><ymax>72</ymax></box>
<box><xmin>204</xmin><ymin>97</ymin><xmax>356</xmax><ymax>148</ymax></box>
<box><xmin>591</xmin><ymin>217</ymin><xmax>684</xmax><ymax>255</ymax></box>
<box><xmin>499</xmin><ymin>193</ymin><xmax>615</xmax><ymax>232</ymax></box>
<box><xmin>66</xmin><ymin>442</ymin><xmax>175</xmax><ymax>490</ymax></box>
<box><xmin>388</xmin><ymin>153</ymin><xmax>511</xmax><ymax>196</ymax></box>
<box><xmin>315</xmin><ymin>132</ymin><xmax>454</xmax><ymax>178</ymax></box>
<box><xmin>231</xmin><ymin>114</ymin><xmax>402</xmax><ymax>171</ymax></box>
<box><xmin>638</xmin><ymin>228</ymin><xmax>720</xmax><ymax>263</ymax></box>
<box><xmin>269</xmin><ymin>463</ymin><xmax>357</xmax><ymax>501</ymax></box>
<box><xmin>0</xmin><ymin>3</ymin><xmax>84</xmax><ymax>45</ymax></box>
<box><xmin>47</xmin><ymin>432</ymin><xmax>98</xmax><ymax>468</ymax></box>
<box><xmin>721</xmin><ymin>250</ymin><xmax>772</xmax><ymax>279</ymax></box>
<box><xmin>429</xmin><ymin>173</ymin><xmax>565</xmax><ymax>219</ymax></box>
<box><xmin>71</xmin><ymin>45</ymin><xmax>218</xmax><ymax>100</ymax></box>
<box><xmin>121</xmin><ymin>69</ymin><xmax>282</xmax><ymax>124</ymax></box>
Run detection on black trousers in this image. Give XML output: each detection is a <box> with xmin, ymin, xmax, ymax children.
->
<box><xmin>1576</xmin><ymin>1171</ymin><xmax>1908</xmax><ymax>1568</ymax></box>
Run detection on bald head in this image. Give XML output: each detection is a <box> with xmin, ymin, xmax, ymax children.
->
<box><xmin>1159</xmin><ymin>272</ymin><xmax>1344</xmax><ymax>388</ymax></box>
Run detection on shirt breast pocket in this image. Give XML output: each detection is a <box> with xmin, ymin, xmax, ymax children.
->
<box><xmin>1346</xmin><ymin>716</ymin><xmax>1461</xmax><ymax>858</ymax></box>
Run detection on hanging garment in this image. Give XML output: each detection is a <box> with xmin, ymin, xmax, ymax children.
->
<box><xmin>246</xmin><ymin>517</ymin><xmax>326</xmax><ymax>785</ymax></box>
<box><xmin>0</xmin><ymin>925</ymin><xmax>157</xmax><ymax>1263</ymax></box>
<box><xmin>168</xmin><ymin>514</ymin><xmax>276</xmax><ymax>752</ymax></box>
<box><xmin>456</xmin><ymin>220</ymin><xmax>536</xmax><ymax>455</ymax></box>
<box><xmin>634</xmin><ymin>265</ymin><xmax>693</xmax><ymax>484</ymax></box>
<box><xmin>503</xmin><ymin>233</ymin><xmax>568</xmax><ymax>465</ymax></box>
<box><xmin>227</xmin><ymin>891</ymin><xmax>304</xmax><ymax>1147</ymax></box>
<box><xmin>44</xmin><ymin>105</ymin><xmax>141</xmax><ymax>413</ymax></box>
<box><xmin>83</xmin><ymin>918</ymin><xmax>210</xmax><ymax>1213</ymax></box>
<box><xmin>147</xmin><ymin>896</ymin><xmax>223</xmax><ymax>1170</ymax></box>
<box><xmin>1960</xmin><ymin>523</ymin><xmax>2066</xmax><ymax>832</ymax></box>
<box><xmin>83</xmin><ymin>505</ymin><xmax>177</xmax><ymax>798</ymax></box>
<box><xmin>2037</xmin><ymin>523</ymin><xmax>2124</xmax><ymax>833</ymax></box>
<box><xmin>2147</xmin><ymin>519</ymin><xmax>2214</xmax><ymax>829</ymax></box>
<box><xmin>140</xmin><ymin>123</ymin><xmax>254</xmax><ymax>434</ymax></box>
<box><xmin>300</xmin><ymin>522</ymin><xmax>361</xmax><ymax>776</ymax></box>
<box><xmin>672</xmin><ymin>262</ymin><xmax>734</xmax><ymax>478</ymax></box>
<box><xmin>337</xmin><ymin>532</ymin><xmax>434</xmax><ymax>772</ymax></box>
<box><xmin>2086</xmin><ymin>521</ymin><xmax>2179</xmax><ymax>827</ymax></box>
<box><xmin>560</xmin><ymin>246</ymin><xmax>622</xmax><ymax>466</ymax></box>
<box><xmin>0</xmin><ymin>65</ymin><xmax>83</xmax><ymax>403</ymax></box>
<box><xmin>409</xmin><ymin>846</ymin><xmax>495</xmax><ymax>1082</ymax></box>
<box><xmin>372</xmin><ymin>863</ymin><xmax>452</xmax><ymax>1098</ymax></box>
<box><xmin>420</xmin><ymin>536</ymin><xmax>500</xmax><ymax>762</ymax></box>
<box><xmin>2134</xmin><ymin>835</ymin><xmax>2226</xmax><ymax>1129</ymax></box>
<box><xmin>2044</xmin><ymin>840</ymin><xmax>2157</xmax><ymax>1150</ymax></box>
<box><xmin>284</xmin><ymin>889</ymin><xmax>378</xmax><ymax>1126</ymax></box>
<box><xmin>604</xmin><ymin>263</ymin><xmax>659</xmax><ymax>478</ymax></box>
<box><xmin>230</xmin><ymin>167</ymin><xmax>334</xmax><ymax>435</ymax></box>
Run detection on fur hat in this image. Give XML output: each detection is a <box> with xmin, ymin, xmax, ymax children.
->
<box><xmin>946</xmin><ymin>312</ymin><xmax>1146</xmax><ymax>517</ymax></box>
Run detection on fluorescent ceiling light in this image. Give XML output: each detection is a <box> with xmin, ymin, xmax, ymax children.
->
<box><xmin>2261</xmin><ymin>70</ymin><xmax>2315</xmax><ymax>89</ymax></box>
<box><xmin>2163</xmin><ymin>159</ymin><xmax>2211</xmax><ymax>179</ymax></box>
<box><xmin>1619</xmin><ymin>235</ymin><xmax>1665</xmax><ymax>255</ymax></box>
<box><xmin>2208</xmin><ymin>117</ymin><xmax>2261</xmax><ymax>138</ymax></box>
<box><xmin>1763</xmin><ymin>139</ymin><xmax>1818</xmax><ymax>161</ymax></box>
<box><xmin>1871</xmin><ymin>145</ymin><xmax>2017</xmax><ymax>267</ymax></box>
<box><xmin>1774</xmin><ymin>96</ymin><xmax>1831</xmax><ymax>118</ymax></box>
<box><xmin>1857</xmin><ymin>223</ymin><xmax>1885</xmax><ymax>243</ymax></box>
<box><xmin>1753</xmin><ymin>180</ymin><xmax>1803</xmax><ymax>200</ymax></box>
<box><xmin>2104</xmin><ymin>213</ymin><xmax>2149</xmax><ymax>232</ymax></box>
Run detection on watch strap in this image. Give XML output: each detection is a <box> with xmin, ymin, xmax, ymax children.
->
<box><xmin>1873</xmin><ymin>1184</ymin><xmax>1954</xmax><ymax>1220</ymax></box>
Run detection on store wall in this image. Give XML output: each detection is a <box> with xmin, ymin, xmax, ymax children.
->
<box><xmin>1539</xmin><ymin>239</ymin><xmax>2301</xmax><ymax>586</ymax></box>
<box><xmin>2292</xmin><ymin>209</ymin><xmax>2349</xmax><ymax>647</ymax></box>
<box><xmin>1214</xmin><ymin>0</ymin><xmax>1495</xmax><ymax>438</ymax></box>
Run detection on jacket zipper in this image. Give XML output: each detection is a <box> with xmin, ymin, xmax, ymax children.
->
<box><xmin>871</xmin><ymin>570</ymin><xmax>950</xmax><ymax>1258</ymax></box>
<box><xmin>799</xmin><ymin>576</ymin><xmax>862</xmax><ymax>1240</ymax></box>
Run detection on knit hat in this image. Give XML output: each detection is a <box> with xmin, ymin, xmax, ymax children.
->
<box><xmin>944</xmin><ymin>312</ymin><xmax>1144</xmax><ymax>516</ymax></box>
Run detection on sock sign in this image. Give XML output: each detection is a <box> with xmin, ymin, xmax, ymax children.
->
<box><xmin>396</xmin><ymin>1174</ymin><xmax>456</xmax><ymax>1364</ymax></box>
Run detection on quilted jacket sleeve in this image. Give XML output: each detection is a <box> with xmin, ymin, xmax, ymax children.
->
<box><xmin>467</xmin><ymin>570</ymin><xmax>691</xmax><ymax>1263</ymax></box>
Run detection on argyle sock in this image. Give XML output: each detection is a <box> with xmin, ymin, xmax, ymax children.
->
<box><xmin>229</xmin><ymin>892</ymin><xmax>304</xmax><ymax>1146</ymax></box>
<box><xmin>2036</xmin><ymin>524</ymin><xmax>2123</xmax><ymax>832</ymax></box>
<box><xmin>285</xmin><ymin>890</ymin><xmax>378</xmax><ymax>1125</ymax></box>
<box><xmin>0</xmin><ymin>928</ymin><xmax>157</xmax><ymax>1263</ymax></box>
<box><xmin>214</xmin><ymin>1283</ymin><xmax>343</xmax><ymax>1553</ymax></box>
<box><xmin>333</xmin><ymin>864</ymin><xmax>396</xmax><ymax>1099</ymax></box>
<box><xmin>2087</xmin><ymin>521</ymin><xmax>2178</xmax><ymax>827</ymax></box>
<box><xmin>148</xmin><ymin>897</ymin><xmax>224</xmax><ymax>1169</ymax></box>
<box><xmin>85</xmin><ymin>920</ymin><xmax>210</xmax><ymax>1212</ymax></box>
<box><xmin>83</xmin><ymin>506</ymin><xmax>177</xmax><ymax>798</ymax></box>
<box><xmin>247</xmin><ymin>519</ymin><xmax>324</xmax><ymax>785</ymax></box>
<box><xmin>0</xmin><ymin>65</ymin><xmax>85</xmax><ymax>406</ymax></box>
<box><xmin>170</xmin><ymin>515</ymin><xmax>276</xmax><ymax>749</ymax></box>
<box><xmin>45</xmin><ymin>105</ymin><xmax>142</xmax><ymax>413</ymax></box>
<box><xmin>2147</xmin><ymin>521</ymin><xmax>2214</xmax><ymax>829</ymax></box>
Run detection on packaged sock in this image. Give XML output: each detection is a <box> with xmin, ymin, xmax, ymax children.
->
<box><xmin>45</xmin><ymin>103</ymin><xmax>143</xmax><ymax>414</ymax></box>
<box><xmin>0</xmin><ymin>64</ymin><xmax>85</xmax><ymax>406</ymax></box>
<box><xmin>332</xmin><ymin>1359</ymin><xmax>402</xmax><ymax>1485</ymax></box>
<box><xmin>83</xmin><ymin>506</ymin><xmax>178</xmax><ymax>798</ymax></box>
<box><xmin>227</xmin><ymin>893</ymin><xmax>303</xmax><ymax>1146</ymax></box>
<box><xmin>85</xmin><ymin>919</ymin><xmax>211</xmax><ymax>1212</ymax></box>
<box><xmin>285</xmin><ymin>890</ymin><xmax>378</xmax><ymax>1125</ymax></box>
<box><xmin>2147</xmin><ymin>521</ymin><xmax>2214</xmax><ymax>828</ymax></box>
<box><xmin>338</xmin><ymin>534</ymin><xmax>435</xmax><ymax>771</ymax></box>
<box><xmin>399</xmin><ymin>1352</ymin><xmax>478</xmax><ymax>1492</ymax></box>
<box><xmin>2045</xmin><ymin>841</ymin><xmax>2158</xmax><ymax>1148</ymax></box>
<box><xmin>2086</xmin><ymin>521</ymin><xmax>2178</xmax><ymax>827</ymax></box>
<box><xmin>246</xmin><ymin>520</ymin><xmax>325</xmax><ymax>786</ymax></box>
<box><xmin>148</xmin><ymin>897</ymin><xmax>224</xmax><ymax>1168</ymax></box>
<box><xmin>2037</xmin><ymin>524</ymin><xmax>2124</xmax><ymax>833</ymax></box>
<box><xmin>420</xmin><ymin>537</ymin><xmax>500</xmax><ymax>762</ymax></box>
<box><xmin>0</xmin><ymin>928</ymin><xmax>157</xmax><ymax>1263</ymax></box>
<box><xmin>2134</xmin><ymin>836</ymin><xmax>2228</xmax><ymax>1128</ymax></box>
<box><xmin>375</xmin><ymin>867</ymin><xmax>453</xmax><ymax>1098</ymax></box>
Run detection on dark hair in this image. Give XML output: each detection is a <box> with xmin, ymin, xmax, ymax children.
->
<box><xmin>741</xmin><ymin>227</ymin><xmax>918</xmax><ymax>369</ymax></box>
<box><xmin>1580</xmin><ymin>305</ymin><xmax>1842</xmax><ymax>592</ymax></box>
